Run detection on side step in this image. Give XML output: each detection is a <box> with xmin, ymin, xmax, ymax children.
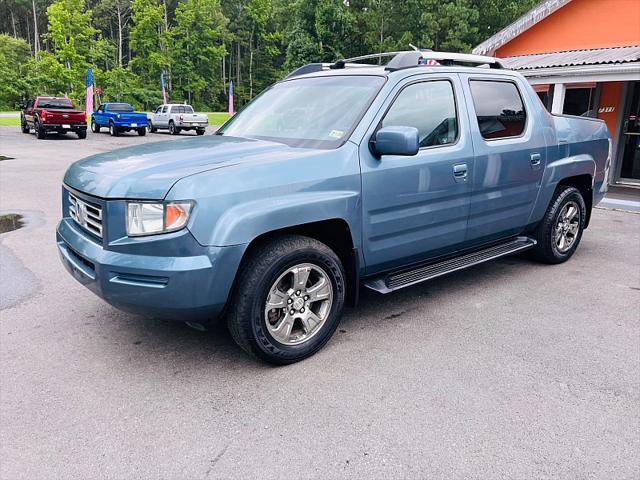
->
<box><xmin>363</xmin><ymin>236</ymin><xmax>536</xmax><ymax>294</ymax></box>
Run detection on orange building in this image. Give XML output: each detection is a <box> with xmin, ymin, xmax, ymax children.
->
<box><xmin>474</xmin><ymin>0</ymin><xmax>640</xmax><ymax>186</ymax></box>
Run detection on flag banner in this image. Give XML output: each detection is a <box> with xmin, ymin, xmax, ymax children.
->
<box><xmin>161</xmin><ymin>73</ymin><xmax>168</xmax><ymax>104</ymax></box>
<box><xmin>229</xmin><ymin>80</ymin><xmax>234</xmax><ymax>116</ymax></box>
<box><xmin>85</xmin><ymin>68</ymin><xmax>94</xmax><ymax>118</ymax></box>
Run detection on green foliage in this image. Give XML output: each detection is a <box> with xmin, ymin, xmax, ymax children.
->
<box><xmin>171</xmin><ymin>0</ymin><xmax>228</xmax><ymax>108</ymax></box>
<box><xmin>97</xmin><ymin>66</ymin><xmax>161</xmax><ymax>109</ymax></box>
<box><xmin>24</xmin><ymin>52</ymin><xmax>72</xmax><ymax>96</ymax></box>
<box><xmin>0</xmin><ymin>0</ymin><xmax>543</xmax><ymax>112</ymax></box>
<box><xmin>129</xmin><ymin>0</ymin><xmax>169</xmax><ymax>84</ymax></box>
<box><xmin>0</xmin><ymin>35</ymin><xmax>31</xmax><ymax>109</ymax></box>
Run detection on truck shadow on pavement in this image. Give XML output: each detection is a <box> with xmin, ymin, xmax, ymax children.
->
<box><xmin>100</xmin><ymin>251</ymin><xmax>543</xmax><ymax>368</ymax></box>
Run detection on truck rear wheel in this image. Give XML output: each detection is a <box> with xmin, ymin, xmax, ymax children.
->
<box><xmin>35</xmin><ymin>120</ymin><xmax>46</xmax><ymax>139</ymax></box>
<box><xmin>77</xmin><ymin>129</ymin><xmax>87</xmax><ymax>139</ymax></box>
<box><xmin>196</xmin><ymin>128</ymin><xmax>205</xmax><ymax>136</ymax></box>
<box><xmin>532</xmin><ymin>186</ymin><xmax>586</xmax><ymax>264</ymax></box>
<box><xmin>137</xmin><ymin>127</ymin><xmax>146</xmax><ymax>136</ymax></box>
<box><xmin>227</xmin><ymin>235</ymin><xmax>346</xmax><ymax>365</ymax></box>
<box><xmin>169</xmin><ymin>121</ymin><xmax>180</xmax><ymax>135</ymax></box>
<box><xmin>109</xmin><ymin>122</ymin><xmax>119</xmax><ymax>137</ymax></box>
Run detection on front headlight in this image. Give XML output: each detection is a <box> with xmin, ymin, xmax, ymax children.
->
<box><xmin>126</xmin><ymin>201</ymin><xmax>194</xmax><ymax>236</ymax></box>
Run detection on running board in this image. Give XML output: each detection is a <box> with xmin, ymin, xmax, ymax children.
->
<box><xmin>363</xmin><ymin>236</ymin><xmax>536</xmax><ymax>294</ymax></box>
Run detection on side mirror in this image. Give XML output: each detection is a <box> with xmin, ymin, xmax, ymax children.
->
<box><xmin>371</xmin><ymin>126</ymin><xmax>419</xmax><ymax>157</ymax></box>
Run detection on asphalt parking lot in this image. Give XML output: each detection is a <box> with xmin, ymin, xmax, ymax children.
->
<box><xmin>1</xmin><ymin>126</ymin><xmax>639</xmax><ymax>479</ymax></box>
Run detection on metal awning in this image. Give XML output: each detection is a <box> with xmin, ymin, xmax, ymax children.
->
<box><xmin>501</xmin><ymin>45</ymin><xmax>640</xmax><ymax>70</ymax></box>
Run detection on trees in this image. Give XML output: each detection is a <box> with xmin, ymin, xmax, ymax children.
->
<box><xmin>0</xmin><ymin>0</ymin><xmax>543</xmax><ymax>111</ymax></box>
<box><xmin>171</xmin><ymin>0</ymin><xmax>228</xmax><ymax>108</ymax></box>
<box><xmin>0</xmin><ymin>35</ymin><xmax>31</xmax><ymax>108</ymax></box>
<box><xmin>129</xmin><ymin>0</ymin><xmax>169</xmax><ymax>85</ymax></box>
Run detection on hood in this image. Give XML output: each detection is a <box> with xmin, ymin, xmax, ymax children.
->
<box><xmin>64</xmin><ymin>135</ymin><xmax>302</xmax><ymax>199</ymax></box>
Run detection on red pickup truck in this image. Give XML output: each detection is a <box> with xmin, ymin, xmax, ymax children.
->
<box><xmin>20</xmin><ymin>97</ymin><xmax>87</xmax><ymax>139</ymax></box>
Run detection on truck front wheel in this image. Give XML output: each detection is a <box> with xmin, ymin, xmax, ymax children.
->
<box><xmin>91</xmin><ymin>120</ymin><xmax>100</xmax><ymax>133</ymax></box>
<box><xmin>532</xmin><ymin>186</ymin><xmax>586</xmax><ymax>264</ymax></box>
<box><xmin>227</xmin><ymin>235</ymin><xmax>346</xmax><ymax>365</ymax></box>
<box><xmin>21</xmin><ymin>117</ymin><xmax>30</xmax><ymax>134</ymax></box>
<box><xmin>169</xmin><ymin>121</ymin><xmax>180</xmax><ymax>135</ymax></box>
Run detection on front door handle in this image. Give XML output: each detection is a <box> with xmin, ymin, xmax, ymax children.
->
<box><xmin>530</xmin><ymin>153</ymin><xmax>542</xmax><ymax>169</ymax></box>
<box><xmin>453</xmin><ymin>163</ymin><xmax>468</xmax><ymax>182</ymax></box>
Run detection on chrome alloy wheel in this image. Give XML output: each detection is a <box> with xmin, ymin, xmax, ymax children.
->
<box><xmin>554</xmin><ymin>201</ymin><xmax>580</xmax><ymax>253</ymax></box>
<box><xmin>264</xmin><ymin>263</ymin><xmax>334</xmax><ymax>346</ymax></box>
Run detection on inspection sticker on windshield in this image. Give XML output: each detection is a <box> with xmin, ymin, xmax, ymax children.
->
<box><xmin>329</xmin><ymin>129</ymin><xmax>345</xmax><ymax>139</ymax></box>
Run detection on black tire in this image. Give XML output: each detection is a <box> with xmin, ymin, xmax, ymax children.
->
<box><xmin>35</xmin><ymin>119</ymin><xmax>45</xmax><ymax>139</ymax></box>
<box><xmin>137</xmin><ymin>127</ymin><xmax>147</xmax><ymax>136</ymax></box>
<box><xmin>148</xmin><ymin>121</ymin><xmax>157</xmax><ymax>133</ymax></box>
<box><xmin>77</xmin><ymin>129</ymin><xmax>87</xmax><ymax>139</ymax></box>
<box><xmin>532</xmin><ymin>186</ymin><xmax>586</xmax><ymax>264</ymax></box>
<box><xmin>196</xmin><ymin>128</ymin><xmax>205</xmax><ymax>136</ymax></box>
<box><xmin>227</xmin><ymin>235</ymin><xmax>346</xmax><ymax>365</ymax></box>
<box><xmin>109</xmin><ymin>122</ymin><xmax>119</xmax><ymax>137</ymax></box>
<box><xmin>21</xmin><ymin>116</ymin><xmax>30</xmax><ymax>133</ymax></box>
<box><xmin>169</xmin><ymin>121</ymin><xmax>179</xmax><ymax>135</ymax></box>
<box><xmin>91</xmin><ymin>120</ymin><xmax>100</xmax><ymax>133</ymax></box>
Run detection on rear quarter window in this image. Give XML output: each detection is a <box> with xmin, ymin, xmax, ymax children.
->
<box><xmin>470</xmin><ymin>80</ymin><xmax>527</xmax><ymax>140</ymax></box>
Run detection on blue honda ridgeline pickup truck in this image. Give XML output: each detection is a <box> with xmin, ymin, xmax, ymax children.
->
<box><xmin>57</xmin><ymin>51</ymin><xmax>610</xmax><ymax>364</ymax></box>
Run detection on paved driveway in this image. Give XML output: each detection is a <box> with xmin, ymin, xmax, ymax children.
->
<box><xmin>1</xmin><ymin>126</ymin><xmax>639</xmax><ymax>479</ymax></box>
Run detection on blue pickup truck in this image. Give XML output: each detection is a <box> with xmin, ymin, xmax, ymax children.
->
<box><xmin>57</xmin><ymin>51</ymin><xmax>610</xmax><ymax>364</ymax></box>
<box><xmin>91</xmin><ymin>102</ymin><xmax>148</xmax><ymax>136</ymax></box>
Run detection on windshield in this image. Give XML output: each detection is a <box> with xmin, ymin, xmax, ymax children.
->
<box><xmin>218</xmin><ymin>75</ymin><xmax>385</xmax><ymax>149</ymax></box>
<box><xmin>108</xmin><ymin>103</ymin><xmax>134</xmax><ymax>112</ymax></box>
<box><xmin>39</xmin><ymin>98</ymin><xmax>73</xmax><ymax>109</ymax></box>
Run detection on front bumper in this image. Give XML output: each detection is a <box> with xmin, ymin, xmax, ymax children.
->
<box><xmin>56</xmin><ymin>218</ymin><xmax>245</xmax><ymax>322</ymax></box>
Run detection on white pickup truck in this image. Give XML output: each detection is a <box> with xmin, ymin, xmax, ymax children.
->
<box><xmin>147</xmin><ymin>104</ymin><xmax>208</xmax><ymax>135</ymax></box>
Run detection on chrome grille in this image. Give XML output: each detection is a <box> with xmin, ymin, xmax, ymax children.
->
<box><xmin>68</xmin><ymin>192</ymin><xmax>103</xmax><ymax>238</ymax></box>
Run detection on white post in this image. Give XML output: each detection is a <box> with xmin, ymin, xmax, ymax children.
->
<box><xmin>551</xmin><ymin>83</ymin><xmax>566</xmax><ymax>114</ymax></box>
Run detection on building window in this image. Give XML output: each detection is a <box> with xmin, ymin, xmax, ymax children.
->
<box><xmin>469</xmin><ymin>80</ymin><xmax>527</xmax><ymax>140</ymax></box>
<box><xmin>533</xmin><ymin>84</ymin><xmax>553</xmax><ymax>112</ymax></box>
<box><xmin>382</xmin><ymin>80</ymin><xmax>458</xmax><ymax>148</ymax></box>
<box><xmin>563</xmin><ymin>83</ymin><xmax>597</xmax><ymax>117</ymax></box>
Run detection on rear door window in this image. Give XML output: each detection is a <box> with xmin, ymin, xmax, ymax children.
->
<box><xmin>469</xmin><ymin>80</ymin><xmax>527</xmax><ymax>140</ymax></box>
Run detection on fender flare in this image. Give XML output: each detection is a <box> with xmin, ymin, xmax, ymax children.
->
<box><xmin>528</xmin><ymin>153</ymin><xmax>595</xmax><ymax>226</ymax></box>
<box><xmin>191</xmin><ymin>190</ymin><xmax>361</xmax><ymax>249</ymax></box>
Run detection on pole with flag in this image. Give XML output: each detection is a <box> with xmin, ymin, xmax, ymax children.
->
<box><xmin>85</xmin><ymin>67</ymin><xmax>94</xmax><ymax>119</ymax></box>
<box><xmin>161</xmin><ymin>73</ymin><xmax>168</xmax><ymax>104</ymax></box>
<box><xmin>228</xmin><ymin>80</ymin><xmax>234</xmax><ymax>116</ymax></box>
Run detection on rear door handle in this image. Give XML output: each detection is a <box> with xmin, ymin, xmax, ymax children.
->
<box><xmin>530</xmin><ymin>153</ymin><xmax>542</xmax><ymax>169</ymax></box>
<box><xmin>453</xmin><ymin>163</ymin><xmax>468</xmax><ymax>182</ymax></box>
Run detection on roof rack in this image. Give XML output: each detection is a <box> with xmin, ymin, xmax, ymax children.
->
<box><xmin>284</xmin><ymin>62</ymin><xmax>373</xmax><ymax>79</ymax></box>
<box><xmin>286</xmin><ymin>50</ymin><xmax>504</xmax><ymax>78</ymax></box>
